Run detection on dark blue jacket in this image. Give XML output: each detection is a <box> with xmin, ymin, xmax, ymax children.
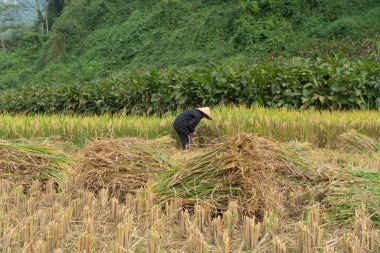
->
<box><xmin>173</xmin><ymin>109</ymin><xmax>203</xmax><ymax>134</ymax></box>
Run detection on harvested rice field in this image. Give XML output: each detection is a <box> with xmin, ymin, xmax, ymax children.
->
<box><xmin>0</xmin><ymin>109</ymin><xmax>380</xmax><ymax>252</ymax></box>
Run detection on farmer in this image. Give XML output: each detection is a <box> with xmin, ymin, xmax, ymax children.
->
<box><xmin>173</xmin><ymin>107</ymin><xmax>212</xmax><ymax>150</ymax></box>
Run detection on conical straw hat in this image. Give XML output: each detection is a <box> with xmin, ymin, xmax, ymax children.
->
<box><xmin>197</xmin><ymin>107</ymin><xmax>212</xmax><ymax>120</ymax></box>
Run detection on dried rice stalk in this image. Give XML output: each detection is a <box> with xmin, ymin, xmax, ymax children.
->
<box><xmin>325</xmin><ymin>170</ymin><xmax>380</xmax><ymax>226</ymax></box>
<box><xmin>78</xmin><ymin>232</ymin><xmax>92</xmax><ymax>253</ymax></box>
<box><xmin>273</xmin><ymin>236</ymin><xmax>286</xmax><ymax>253</ymax></box>
<box><xmin>307</xmin><ymin>204</ymin><xmax>323</xmax><ymax>249</ymax></box>
<box><xmin>0</xmin><ymin>141</ymin><xmax>71</xmax><ymax>189</ymax></box>
<box><xmin>222</xmin><ymin>230</ymin><xmax>230</xmax><ymax>253</ymax></box>
<box><xmin>150</xmin><ymin>134</ymin><xmax>322</xmax><ymax>216</ymax></box>
<box><xmin>148</xmin><ymin>229</ymin><xmax>161</xmax><ymax>253</ymax></box>
<box><xmin>337</xmin><ymin>129</ymin><xmax>376</xmax><ymax>153</ymax></box>
<box><xmin>343</xmin><ymin>233</ymin><xmax>362</xmax><ymax>253</ymax></box>
<box><xmin>188</xmin><ymin>226</ymin><xmax>210</xmax><ymax>253</ymax></box>
<box><xmin>296</xmin><ymin>222</ymin><xmax>312</xmax><ymax>253</ymax></box>
<box><xmin>211</xmin><ymin>216</ymin><xmax>223</xmax><ymax>244</ymax></box>
<box><xmin>323</xmin><ymin>246</ymin><xmax>336</xmax><ymax>253</ymax></box>
<box><xmin>244</xmin><ymin>216</ymin><xmax>261</xmax><ymax>251</ymax></box>
<box><xmin>76</xmin><ymin>136</ymin><xmax>175</xmax><ymax>198</ymax></box>
<box><xmin>115</xmin><ymin>215</ymin><xmax>134</xmax><ymax>251</ymax></box>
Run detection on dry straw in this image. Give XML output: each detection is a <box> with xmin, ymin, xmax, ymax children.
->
<box><xmin>76</xmin><ymin>136</ymin><xmax>176</xmax><ymax>198</ymax></box>
<box><xmin>148</xmin><ymin>229</ymin><xmax>161</xmax><ymax>253</ymax></box>
<box><xmin>1</xmin><ymin>174</ymin><xmax>379</xmax><ymax>252</ymax></box>
<box><xmin>114</xmin><ymin>215</ymin><xmax>134</xmax><ymax>251</ymax></box>
<box><xmin>244</xmin><ymin>216</ymin><xmax>261</xmax><ymax>251</ymax></box>
<box><xmin>150</xmin><ymin>133</ymin><xmax>322</xmax><ymax>216</ymax></box>
<box><xmin>324</xmin><ymin>169</ymin><xmax>380</xmax><ymax>226</ymax></box>
<box><xmin>222</xmin><ymin>230</ymin><xmax>230</xmax><ymax>253</ymax></box>
<box><xmin>337</xmin><ymin>129</ymin><xmax>377</xmax><ymax>153</ymax></box>
<box><xmin>78</xmin><ymin>232</ymin><xmax>92</xmax><ymax>253</ymax></box>
<box><xmin>0</xmin><ymin>141</ymin><xmax>71</xmax><ymax>189</ymax></box>
<box><xmin>273</xmin><ymin>236</ymin><xmax>286</xmax><ymax>253</ymax></box>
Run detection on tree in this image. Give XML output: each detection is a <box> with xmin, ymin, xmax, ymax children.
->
<box><xmin>0</xmin><ymin>3</ymin><xmax>19</xmax><ymax>52</ymax></box>
<box><xmin>48</xmin><ymin>0</ymin><xmax>64</xmax><ymax>21</ymax></box>
<box><xmin>19</xmin><ymin>0</ymin><xmax>64</xmax><ymax>35</ymax></box>
<box><xmin>19</xmin><ymin>0</ymin><xmax>50</xmax><ymax>34</ymax></box>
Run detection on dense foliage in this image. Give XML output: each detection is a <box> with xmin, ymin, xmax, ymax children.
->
<box><xmin>1</xmin><ymin>55</ymin><xmax>378</xmax><ymax>115</ymax></box>
<box><xmin>0</xmin><ymin>0</ymin><xmax>379</xmax><ymax>87</ymax></box>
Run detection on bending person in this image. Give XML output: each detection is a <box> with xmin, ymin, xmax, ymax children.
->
<box><xmin>173</xmin><ymin>107</ymin><xmax>212</xmax><ymax>150</ymax></box>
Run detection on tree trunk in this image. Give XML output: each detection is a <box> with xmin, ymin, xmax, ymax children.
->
<box><xmin>45</xmin><ymin>2</ymin><xmax>49</xmax><ymax>34</ymax></box>
<box><xmin>45</xmin><ymin>14</ymin><xmax>49</xmax><ymax>34</ymax></box>
<box><xmin>1</xmin><ymin>37</ymin><xmax>6</xmax><ymax>53</ymax></box>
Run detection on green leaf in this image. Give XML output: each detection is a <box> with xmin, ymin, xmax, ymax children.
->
<box><xmin>319</xmin><ymin>96</ymin><xmax>325</xmax><ymax>104</ymax></box>
<box><xmin>179</xmin><ymin>96</ymin><xmax>187</xmax><ymax>105</ymax></box>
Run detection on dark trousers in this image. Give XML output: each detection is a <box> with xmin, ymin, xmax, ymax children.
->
<box><xmin>174</xmin><ymin>127</ymin><xmax>191</xmax><ymax>150</ymax></box>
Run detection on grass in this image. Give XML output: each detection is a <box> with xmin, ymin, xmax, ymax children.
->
<box><xmin>0</xmin><ymin>107</ymin><xmax>379</xmax><ymax>148</ymax></box>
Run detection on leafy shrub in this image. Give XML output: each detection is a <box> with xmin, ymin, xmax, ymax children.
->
<box><xmin>1</xmin><ymin>55</ymin><xmax>379</xmax><ymax>115</ymax></box>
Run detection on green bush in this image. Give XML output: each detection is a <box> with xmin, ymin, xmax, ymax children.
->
<box><xmin>1</xmin><ymin>55</ymin><xmax>379</xmax><ymax>115</ymax></box>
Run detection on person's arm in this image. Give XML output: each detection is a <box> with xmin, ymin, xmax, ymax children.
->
<box><xmin>187</xmin><ymin>111</ymin><xmax>202</xmax><ymax>134</ymax></box>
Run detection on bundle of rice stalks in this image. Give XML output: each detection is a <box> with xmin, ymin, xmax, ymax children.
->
<box><xmin>0</xmin><ymin>141</ymin><xmax>72</xmax><ymax>189</ymax></box>
<box><xmin>150</xmin><ymin>133</ymin><xmax>323</xmax><ymax>217</ymax></box>
<box><xmin>76</xmin><ymin>136</ymin><xmax>176</xmax><ymax>198</ymax></box>
<box><xmin>286</xmin><ymin>141</ymin><xmax>312</xmax><ymax>153</ymax></box>
<box><xmin>324</xmin><ymin>169</ymin><xmax>380</xmax><ymax>227</ymax></box>
<box><xmin>337</xmin><ymin>129</ymin><xmax>376</xmax><ymax>153</ymax></box>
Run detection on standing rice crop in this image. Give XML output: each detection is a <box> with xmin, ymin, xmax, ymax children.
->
<box><xmin>0</xmin><ymin>107</ymin><xmax>379</xmax><ymax>148</ymax></box>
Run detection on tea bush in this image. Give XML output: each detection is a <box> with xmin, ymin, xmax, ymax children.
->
<box><xmin>1</xmin><ymin>55</ymin><xmax>379</xmax><ymax>115</ymax></box>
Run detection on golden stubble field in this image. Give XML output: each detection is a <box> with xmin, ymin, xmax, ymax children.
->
<box><xmin>0</xmin><ymin>110</ymin><xmax>379</xmax><ymax>252</ymax></box>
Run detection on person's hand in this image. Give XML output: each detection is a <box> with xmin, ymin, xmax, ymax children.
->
<box><xmin>191</xmin><ymin>132</ymin><xmax>197</xmax><ymax>137</ymax></box>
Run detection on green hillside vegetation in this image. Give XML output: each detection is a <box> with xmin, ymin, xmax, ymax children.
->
<box><xmin>0</xmin><ymin>0</ymin><xmax>379</xmax><ymax>89</ymax></box>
